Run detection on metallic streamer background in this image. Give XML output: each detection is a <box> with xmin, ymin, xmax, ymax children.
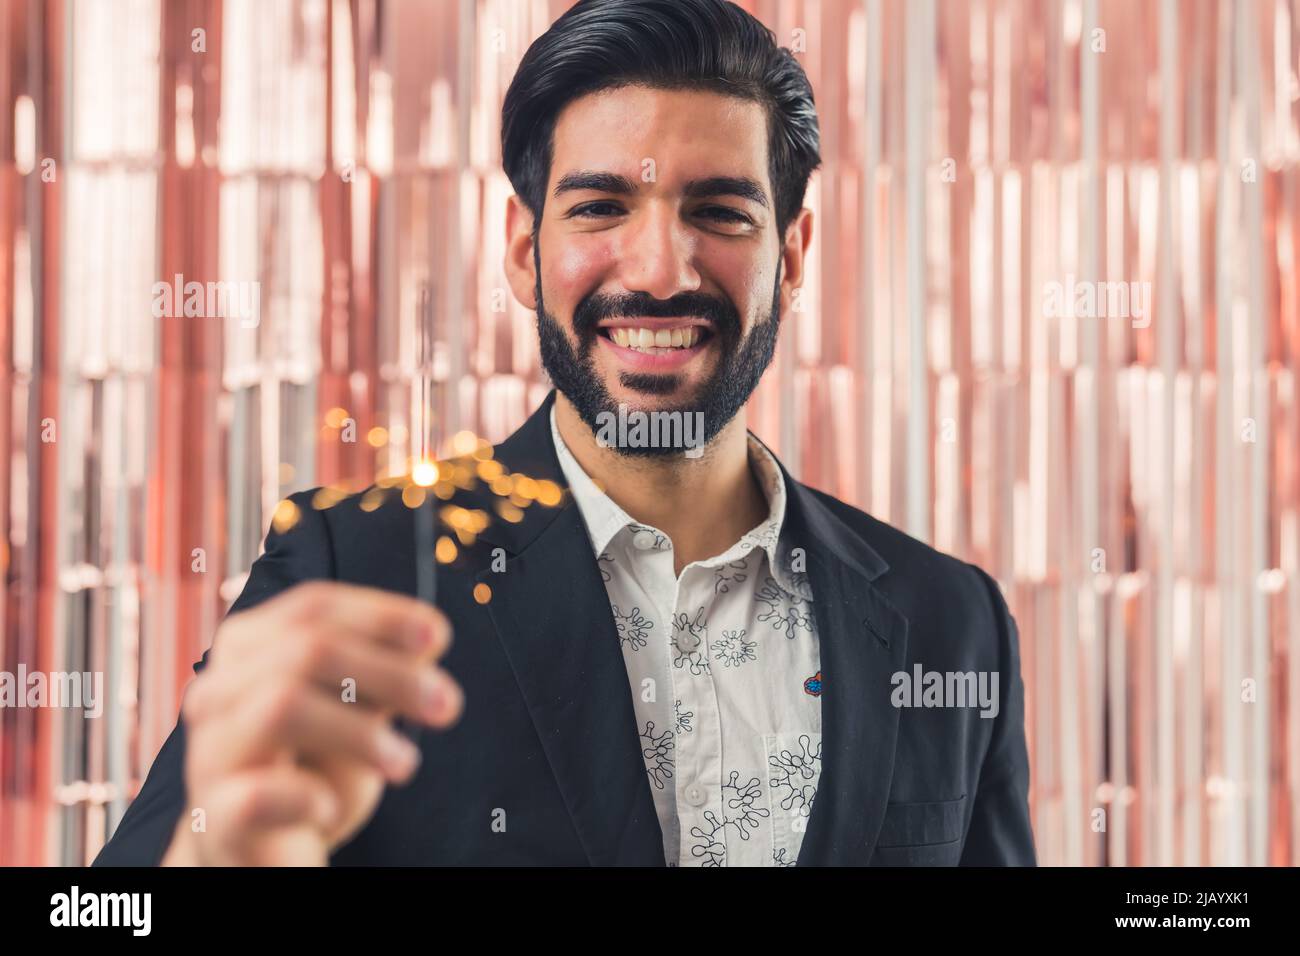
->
<box><xmin>0</xmin><ymin>0</ymin><xmax>1296</xmax><ymax>866</ymax></box>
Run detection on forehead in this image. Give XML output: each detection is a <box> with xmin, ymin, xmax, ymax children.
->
<box><xmin>549</xmin><ymin>85</ymin><xmax>770</xmax><ymax>187</ymax></box>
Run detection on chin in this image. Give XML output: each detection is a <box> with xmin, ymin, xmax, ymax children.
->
<box><xmin>606</xmin><ymin>377</ymin><xmax>700</xmax><ymax>408</ymax></box>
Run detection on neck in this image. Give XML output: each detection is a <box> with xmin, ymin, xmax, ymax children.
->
<box><xmin>554</xmin><ymin>392</ymin><xmax>769</xmax><ymax>575</ymax></box>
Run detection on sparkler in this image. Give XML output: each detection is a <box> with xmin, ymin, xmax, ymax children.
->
<box><xmin>413</xmin><ymin>282</ymin><xmax>438</xmax><ymax>611</ymax></box>
<box><xmin>272</xmin><ymin>282</ymin><xmax>566</xmax><ymax>753</ymax></box>
<box><xmin>399</xmin><ymin>280</ymin><xmax>439</xmax><ymax>746</ymax></box>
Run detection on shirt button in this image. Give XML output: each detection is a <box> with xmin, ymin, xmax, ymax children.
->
<box><xmin>675</xmin><ymin>628</ymin><xmax>696</xmax><ymax>654</ymax></box>
<box><xmin>633</xmin><ymin>530</ymin><xmax>657</xmax><ymax>550</ymax></box>
<box><xmin>684</xmin><ymin>784</ymin><xmax>707</xmax><ymax>807</ymax></box>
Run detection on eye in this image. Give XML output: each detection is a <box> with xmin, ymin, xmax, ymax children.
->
<box><xmin>696</xmin><ymin>206</ymin><xmax>753</xmax><ymax>226</ymax></box>
<box><xmin>569</xmin><ymin>201</ymin><xmax>625</xmax><ymax>219</ymax></box>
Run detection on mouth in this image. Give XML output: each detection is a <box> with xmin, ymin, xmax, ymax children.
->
<box><xmin>594</xmin><ymin>321</ymin><xmax>715</xmax><ymax>371</ymax></box>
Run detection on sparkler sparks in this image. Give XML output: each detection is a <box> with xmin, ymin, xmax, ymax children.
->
<box><xmin>268</xmin><ymin>440</ymin><xmax>566</xmax><ymax>596</ymax></box>
<box><xmin>267</xmin><ymin>436</ymin><xmax>566</xmax><ymax>752</ymax></box>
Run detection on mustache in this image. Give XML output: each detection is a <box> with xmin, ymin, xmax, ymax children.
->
<box><xmin>571</xmin><ymin>290</ymin><xmax>741</xmax><ymax>339</ymax></box>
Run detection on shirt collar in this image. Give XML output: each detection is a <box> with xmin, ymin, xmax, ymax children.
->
<box><xmin>549</xmin><ymin>404</ymin><xmax>810</xmax><ymax>600</ymax></box>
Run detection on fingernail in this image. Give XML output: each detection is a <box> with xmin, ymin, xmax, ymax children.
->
<box><xmin>376</xmin><ymin>727</ymin><xmax>421</xmax><ymax>778</ymax></box>
<box><xmin>444</xmin><ymin>678</ymin><xmax>464</xmax><ymax>719</ymax></box>
<box><xmin>409</xmin><ymin>621</ymin><xmax>436</xmax><ymax>651</ymax></box>
<box><xmin>418</xmin><ymin>670</ymin><xmax>446</xmax><ymax>721</ymax></box>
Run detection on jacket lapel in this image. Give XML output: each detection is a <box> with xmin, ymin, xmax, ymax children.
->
<box><xmin>770</xmin><ymin>460</ymin><xmax>911</xmax><ymax>866</ymax></box>
<box><xmin>475</xmin><ymin>392</ymin><xmax>665</xmax><ymax>866</ymax></box>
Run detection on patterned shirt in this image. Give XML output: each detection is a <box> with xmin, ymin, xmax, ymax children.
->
<box><xmin>550</xmin><ymin>406</ymin><xmax>823</xmax><ymax>866</ymax></box>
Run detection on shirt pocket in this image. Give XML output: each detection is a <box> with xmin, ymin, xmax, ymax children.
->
<box><xmin>870</xmin><ymin>794</ymin><xmax>967</xmax><ymax>866</ymax></box>
<box><xmin>763</xmin><ymin>731</ymin><xmax>823</xmax><ymax>866</ymax></box>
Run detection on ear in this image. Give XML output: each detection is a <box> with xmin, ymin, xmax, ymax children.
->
<box><xmin>503</xmin><ymin>195</ymin><xmax>538</xmax><ymax>309</ymax></box>
<box><xmin>778</xmin><ymin>207</ymin><xmax>814</xmax><ymax>318</ymax></box>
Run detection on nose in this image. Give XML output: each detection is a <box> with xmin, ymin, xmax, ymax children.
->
<box><xmin>616</xmin><ymin>201</ymin><xmax>701</xmax><ymax>302</ymax></box>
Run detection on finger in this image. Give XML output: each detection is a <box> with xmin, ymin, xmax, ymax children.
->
<box><xmin>210</xmin><ymin>582</ymin><xmax>452</xmax><ymax>670</ymax></box>
<box><xmin>206</xmin><ymin>764</ymin><xmax>341</xmax><ymax>833</ymax></box>
<box><xmin>308</xmin><ymin>640</ymin><xmax>463</xmax><ymax>727</ymax></box>
<box><xmin>286</xmin><ymin>581</ymin><xmax>453</xmax><ymax>658</ymax></box>
<box><xmin>186</xmin><ymin>628</ymin><xmax>463</xmax><ymax>729</ymax></box>
<box><xmin>189</xmin><ymin>681</ymin><xmax>422</xmax><ymax>783</ymax></box>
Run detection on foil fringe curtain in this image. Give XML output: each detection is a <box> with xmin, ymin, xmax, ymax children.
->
<box><xmin>0</xmin><ymin>0</ymin><xmax>1296</xmax><ymax>866</ymax></box>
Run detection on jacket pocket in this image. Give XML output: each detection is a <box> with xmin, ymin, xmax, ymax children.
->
<box><xmin>874</xmin><ymin>794</ymin><xmax>967</xmax><ymax>848</ymax></box>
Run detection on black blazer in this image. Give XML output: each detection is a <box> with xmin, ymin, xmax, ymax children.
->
<box><xmin>94</xmin><ymin>390</ymin><xmax>1036</xmax><ymax>866</ymax></box>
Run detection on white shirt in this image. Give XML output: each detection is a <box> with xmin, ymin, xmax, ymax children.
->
<box><xmin>550</xmin><ymin>407</ymin><xmax>823</xmax><ymax>866</ymax></box>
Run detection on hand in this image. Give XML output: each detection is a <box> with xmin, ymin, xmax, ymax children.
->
<box><xmin>163</xmin><ymin>581</ymin><xmax>461</xmax><ymax>866</ymax></box>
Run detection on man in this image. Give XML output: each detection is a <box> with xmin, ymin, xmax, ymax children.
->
<box><xmin>95</xmin><ymin>0</ymin><xmax>1035</xmax><ymax>867</ymax></box>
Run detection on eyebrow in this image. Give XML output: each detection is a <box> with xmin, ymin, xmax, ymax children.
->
<box><xmin>552</xmin><ymin>171</ymin><xmax>770</xmax><ymax>210</ymax></box>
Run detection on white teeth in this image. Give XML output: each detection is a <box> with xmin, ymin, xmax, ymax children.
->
<box><xmin>606</xmin><ymin>326</ymin><xmax>704</xmax><ymax>352</ymax></box>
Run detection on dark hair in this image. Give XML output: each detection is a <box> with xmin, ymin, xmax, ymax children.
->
<box><xmin>501</xmin><ymin>0</ymin><xmax>821</xmax><ymax>239</ymax></box>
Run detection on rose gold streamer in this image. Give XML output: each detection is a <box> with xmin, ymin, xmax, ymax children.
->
<box><xmin>0</xmin><ymin>0</ymin><xmax>1295</xmax><ymax>866</ymax></box>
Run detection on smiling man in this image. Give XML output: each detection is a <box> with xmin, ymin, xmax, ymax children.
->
<box><xmin>95</xmin><ymin>0</ymin><xmax>1035</xmax><ymax>868</ymax></box>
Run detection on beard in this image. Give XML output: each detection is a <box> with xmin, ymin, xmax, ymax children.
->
<box><xmin>535</xmin><ymin>251</ymin><xmax>782</xmax><ymax>460</ymax></box>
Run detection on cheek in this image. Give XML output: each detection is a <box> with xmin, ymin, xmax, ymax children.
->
<box><xmin>704</xmin><ymin>246</ymin><xmax>772</xmax><ymax>324</ymax></box>
<box><xmin>547</xmin><ymin>237</ymin><xmax>616</xmax><ymax>304</ymax></box>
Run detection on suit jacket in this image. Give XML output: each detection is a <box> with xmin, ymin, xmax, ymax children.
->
<box><xmin>94</xmin><ymin>389</ymin><xmax>1036</xmax><ymax>866</ymax></box>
